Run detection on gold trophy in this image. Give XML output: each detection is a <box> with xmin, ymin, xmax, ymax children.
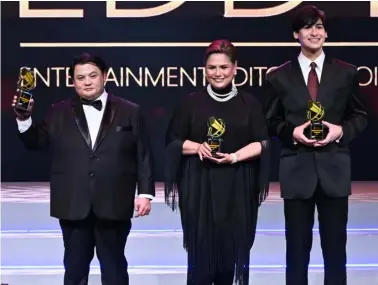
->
<box><xmin>306</xmin><ymin>100</ymin><xmax>326</xmax><ymax>140</ymax></box>
<box><xmin>15</xmin><ymin>66</ymin><xmax>36</xmax><ymax>111</ymax></box>
<box><xmin>207</xmin><ymin>116</ymin><xmax>226</xmax><ymax>158</ymax></box>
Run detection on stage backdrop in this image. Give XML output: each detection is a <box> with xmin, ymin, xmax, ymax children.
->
<box><xmin>2</xmin><ymin>1</ymin><xmax>378</xmax><ymax>182</ymax></box>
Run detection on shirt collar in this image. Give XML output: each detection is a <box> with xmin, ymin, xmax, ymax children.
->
<box><xmin>97</xmin><ymin>90</ymin><xmax>108</xmax><ymax>106</ymax></box>
<box><xmin>79</xmin><ymin>90</ymin><xmax>108</xmax><ymax>111</ymax></box>
<box><xmin>298</xmin><ymin>50</ymin><xmax>325</xmax><ymax>72</ymax></box>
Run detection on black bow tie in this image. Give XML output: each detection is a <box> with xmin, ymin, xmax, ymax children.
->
<box><xmin>80</xmin><ymin>98</ymin><xmax>102</xmax><ymax>111</ymax></box>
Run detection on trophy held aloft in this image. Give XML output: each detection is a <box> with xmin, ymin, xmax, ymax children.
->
<box><xmin>207</xmin><ymin>116</ymin><xmax>226</xmax><ymax>158</ymax></box>
<box><xmin>15</xmin><ymin>66</ymin><xmax>36</xmax><ymax>112</ymax></box>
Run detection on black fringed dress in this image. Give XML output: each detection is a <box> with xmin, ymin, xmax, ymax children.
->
<box><xmin>164</xmin><ymin>86</ymin><xmax>270</xmax><ymax>285</ymax></box>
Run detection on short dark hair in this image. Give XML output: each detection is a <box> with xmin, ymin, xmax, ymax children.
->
<box><xmin>204</xmin><ymin>39</ymin><xmax>237</xmax><ymax>64</ymax></box>
<box><xmin>69</xmin><ymin>53</ymin><xmax>108</xmax><ymax>78</ymax></box>
<box><xmin>292</xmin><ymin>5</ymin><xmax>326</xmax><ymax>33</ymax></box>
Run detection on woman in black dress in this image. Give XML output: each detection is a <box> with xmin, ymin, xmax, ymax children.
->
<box><xmin>164</xmin><ymin>39</ymin><xmax>270</xmax><ymax>285</ymax></box>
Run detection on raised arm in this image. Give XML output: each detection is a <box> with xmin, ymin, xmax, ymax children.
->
<box><xmin>13</xmin><ymin>96</ymin><xmax>51</xmax><ymax>151</ymax></box>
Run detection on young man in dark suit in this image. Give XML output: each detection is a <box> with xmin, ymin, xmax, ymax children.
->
<box><xmin>12</xmin><ymin>53</ymin><xmax>155</xmax><ymax>285</ymax></box>
<box><xmin>264</xmin><ymin>5</ymin><xmax>368</xmax><ymax>285</ymax></box>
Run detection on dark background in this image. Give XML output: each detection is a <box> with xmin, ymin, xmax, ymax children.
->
<box><xmin>2</xmin><ymin>1</ymin><xmax>378</xmax><ymax>182</ymax></box>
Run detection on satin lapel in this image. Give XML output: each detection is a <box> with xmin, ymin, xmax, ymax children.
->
<box><xmin>92</xmin><ymin>94</ymin><xmax>118</xmax><ymax>153</ymax></box>
<box><xmin>289</xmin><ymin>58</ymin><xmax>312</xmax><ymax>103</ymax></box>
<box><xmin>71</xmin><ymin>97</ymin><xmax>92</xmax><ymax>149</ymax></box>
<box><xmin>316</xmin><ymin>56</ymin><xmax>334</xmax><ymax>108</ymax></box>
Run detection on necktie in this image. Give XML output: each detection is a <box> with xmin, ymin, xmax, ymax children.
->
<box><xmin>307</xmin><ymin>62</ymin><xmax>319</xmax><ymax>101</ymax></box>
<box><xmin>80</xmin><ymin>98</ymin><xmax>102</xmax><ymax>111</ymax></box>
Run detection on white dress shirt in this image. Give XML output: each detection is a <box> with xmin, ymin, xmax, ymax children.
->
<box><xmin>298</xmin><ymin>50</ymin><xmax>325</xmax><ymax>85</ymax></box>
<box><xmin>16</xmin><ymin>91</ymin><xmax>153</xmax><ymax>200</ymax></box>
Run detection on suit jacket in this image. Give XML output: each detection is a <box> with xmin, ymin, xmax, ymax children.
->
<box><xmin>18</xmin><ymin>94</ymin><xmax>155</xmax><ymax>220</ymax></box>
<box><xmin>264</xmin><ymin>56</ymin><xmax>368</xmax><ymax>199</ymax></box>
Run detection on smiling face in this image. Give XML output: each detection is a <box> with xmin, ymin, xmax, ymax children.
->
<box><xmin>72</xmin><ymin>63</ymin><xmax>106</xmax><ymax>100</ymax></box>
<box><xmin>205</xmin><ymin>53</ymin><xmax>237</xmax><ymax>90</ymax></box>
<box><xmin>294</xmin><ymin>18</ymin><xmax>327</xmax><ymax>54</ymax></box>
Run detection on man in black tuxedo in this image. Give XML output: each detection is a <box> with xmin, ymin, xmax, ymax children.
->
<box><xmin>12</xmin><ymin>53</ymin><xmax>155</xmax><ymax>285</ymax></box>
<box><xmin>264</xmin><ymin>5</ymin><xmax>368</xmax><ymax>285</ymax></box>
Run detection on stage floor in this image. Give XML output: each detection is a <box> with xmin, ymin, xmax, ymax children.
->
<box><xmin>1</xmin><ymin>182</ymin><xmax>378</xmax><ymax>285</ymax></box>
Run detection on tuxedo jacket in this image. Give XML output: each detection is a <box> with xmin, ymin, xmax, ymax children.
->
<box><xmin>264</xmin><ymin>56</ymin><xmax>368</xmax><ymax>199</ymax></box>
<box><xmin>19</xmin><ymin>94</ymin><xmax>155</xmax><ymax>220</ymax></box>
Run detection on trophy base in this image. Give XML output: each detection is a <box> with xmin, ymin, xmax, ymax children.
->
<box><xmin>307</xmin><ymin>121</ymin><xmax>326</xmax><ymax>140</ymax></box>
<box><xmin>15</xmin><ymin>91</ymin><xmax>33</xmax><ymax>111</ymax></box>
<box><xmin>207</xmin><ymin>137</ymin><xmax>223</xmax><ymax>158</ymax></box>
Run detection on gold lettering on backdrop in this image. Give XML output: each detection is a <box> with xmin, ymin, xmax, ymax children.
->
<box><xmin>167</xmin><ymin>67</ymin><xmax>178</xmax><ymax>87</ymax></box>
<box><xmin>181</xmin><ymin>68</ymin><xmax>197</xmax><ymax>86</ymax></box>
<box><xmin>31</xmin><ymin>66</ymin><xmax>377</xmax><ymax>88</ymax></box>
<box><xmin>198</xmin><ymin>67</ymin><xmax>206</xmax><ymax>86</ymax></box>
<box><xmin>224</xmin><ymin>1</ymin><xmax>302</xmax><ymax>17</ymax></box>
<box><xmin>19</xmin><ymin>1</ymin><xmax>83</xmax><ymax>18</ymax></box>
<box><xmin>19</xmin><ymin>1</ymin><xmax>378</xmax><ymax>18</ymax></box>
<box><xmin>106</xmin><ymin>1</ymin><xmax>185</xmax><ymax>17</ymax></box>
<box><xmin>236</xmin><ymin>67</ymin><xmax>249</xmax><ymax>86</ymax></box>
<box><xmin>126</xmin><ymin>68</ymin><xmax>143</xmax><ymax>87</ymax></box>
<box><xmin>248</xmin><ymin>67</ymin><xmax>254</xmax><ymax>86</ymax></box>
<box><xmin>266</xmin><ymin>66</ymin><xmax>278</xmax><ymax>75</ymax></box>
<box><xmin>254</xmin><ymin>67</ymin><xmax>268</xmax><ymax>86</ymax></box>
<box><xmin>34</xmin><ymin>68</ymin><xmax>49</xmax><ymax>87</ymax></box>
<box><xmin>145</xmin><ymin>68</ymin><xmax>165</xmax><ymax>86</ymax></box>
<box><xmin>51</xmin><ymin>67</ymin><xmax>65</xmax><ymax>87</ymax></box>
<box><xmin>106</xmin><ymin>68</ymin><xmax>120</xmax><ymax>87</ymax></box>
<box><xmin>371</xmin><ymin>1</ymin><xmax>378</xmax><ymax>17</ymax></box>
<box><xmin>66</xmin><ymin>68</ymin><xmax>74</xmax><ymax>87</ymax></box>
<box><xmin>358</xmin><ymin>66</ymin><xmax>378</xmax><ymax>86</ymax></box>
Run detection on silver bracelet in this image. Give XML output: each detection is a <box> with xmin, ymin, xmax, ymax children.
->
<box><xmin>230</xmin><ymin>153</ymin><xmax>238</xmax><ymax>164</ymax></box>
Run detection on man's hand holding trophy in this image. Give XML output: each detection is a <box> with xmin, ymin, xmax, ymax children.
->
<box><xmin>293</xmin><ymin>100</ymin><xmax>342</xmax><ymax>147</ymax></box>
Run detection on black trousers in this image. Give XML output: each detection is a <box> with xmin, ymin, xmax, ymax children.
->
<box><xmin>59</xmin><ymin>210</ymin><xmax>132</xmax><ymax>285</ymax></box>
<box><xmin>284</xmin><ymin>185</ymin><xmax>348</xmax><ymax>285</ymax></box>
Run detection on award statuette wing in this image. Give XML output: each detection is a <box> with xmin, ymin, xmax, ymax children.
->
<box><xmin>207</xmin><ymin>116</ymin><xmax>226</xmax><ymax>158</ymax></box>
<box><xmin>306</xmin><ymin>100</ymin><xmax>327</xmax><ymax>140</ymax></box>
<box><xmin>15</xmin><ymin>66</ymin><xmax>36</xmax><ymax>111</ymax></box>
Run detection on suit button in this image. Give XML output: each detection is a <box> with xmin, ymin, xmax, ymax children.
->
<box><xmin>89</xmin><ymin>172</ymin><xmax>94</xmax><ymax>177</ymax></box>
